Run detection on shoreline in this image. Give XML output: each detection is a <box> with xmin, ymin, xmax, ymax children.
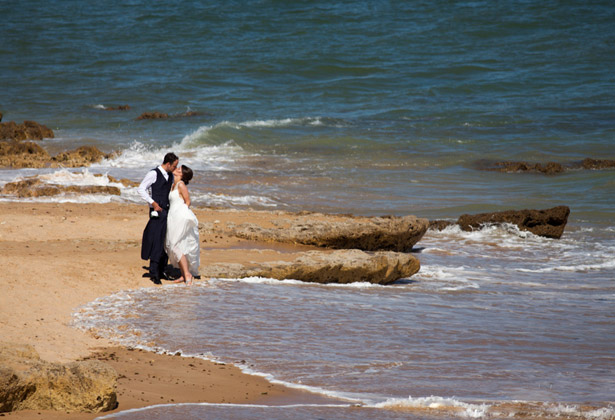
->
<box><xmin>0</xmin><ymin>202</ymin><xmax>341</xmax><ymax>419</ymax></box>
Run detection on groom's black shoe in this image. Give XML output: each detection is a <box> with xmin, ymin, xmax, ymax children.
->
<box><xmin>151</xmin><ymin>276</ymin><xmax>162</xmax><ymax>285</ymax></box>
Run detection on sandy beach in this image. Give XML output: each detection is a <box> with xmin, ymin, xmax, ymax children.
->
<box><xmin>0</xmin><ymin>202</ymin><xmax>333</xmax><ymax>419</ymax></box>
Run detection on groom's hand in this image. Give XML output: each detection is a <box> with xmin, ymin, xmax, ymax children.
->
<box><xmin>152</xmin><ymin>202</ymin><xmax>163</xmax><ymax>212</ymax></box>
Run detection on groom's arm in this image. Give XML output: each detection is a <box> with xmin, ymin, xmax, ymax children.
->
<box><xmin>137</xmin><ymin>170</ymin><xmax>161</xmax><ymax>210</ymax></box>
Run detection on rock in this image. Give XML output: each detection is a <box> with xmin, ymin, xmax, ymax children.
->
<box><xmin>136</xmin><ymin>110</ymin><xmax>209</xmax><ymax>120</ymax></box>
<box><xmin>1</xmin><ymin>177</ymin><xmax>121</xmax><ymax>198</ymax></box>
<box><xmin>0</xmin><ymin>342</ymin><xmax>117</xmax><ymax>413</ymax></box>
<box><xmin>52</xmin><ymin>145</ymin><xmax>113</xmax><ymax>167</ymax></box>
<box><xmin>0</xmin><ymin>141</ymin><xmax>51</xmax><ymax>168</ymax></box>
<box><xmin>0</xmin><ymin>142</ymin><xmax>113</xmax><ymax>169</ymax></box>
<box><xmin>0</xmin><ymin>112</ymin><xmax>3</xmax><ymax>121</ymax></box>
<box><xmin>201</xmin><ymin>249</ymin><xmax>420</xmax><ymax>285</ymax></box>
<box><xmin>136</xmin><ymin>111</ymin><xmax>169</xmax><ymax>120</ymax></box>
<box><xmin>428</xmin><ymin>220</ymin><xmax>455</xmax><ymax>231</ymax></box>
<box><xmin>581</xmin><ymin>158</ymin><xmax>615</xmax><ymax>170</ymax></box>
<box><xmin>457</xmin><ymin>206</ymin><xmax>570</xmax><ymax>239</ymax></box>
<box><xmin>104</xmin><ymin>174</ymin><xmax>139</xmax><ymax>187</ymax></box>
<box><xmin>480</xmin><ymin>160</ymin><xmax>565</xmax><ymax>175</ymax></box>
<box><xmin>0</xmin><ymin>121</ymin><xmax>54</xmax><ymax>141</ymax></box>
<box><xmin>103</xmin><ymin>105</ymin><xmax>130</xmax><ymax>111</ymax></box>
<box><xmin>476</xmin><ymin>158</ymin><xmax>615</xmax><ymax>174</ymax></box>
<box><xmin>224</xmin><ymin>215</ymin><xmax>428</xmax><ymax>252</ymax></box>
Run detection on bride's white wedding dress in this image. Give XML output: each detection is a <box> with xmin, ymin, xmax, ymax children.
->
<box><xmin>165</xmin><ymin>184</ymin><xmax>200</xmax><ymax>276</ymax></box>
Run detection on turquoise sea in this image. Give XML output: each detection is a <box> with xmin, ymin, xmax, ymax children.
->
<box><xmin>3</xmin><ymin>1</ymin><xmax>615</xmax><ymax>418</ymax></box>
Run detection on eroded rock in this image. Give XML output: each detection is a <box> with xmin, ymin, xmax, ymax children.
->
<box><xmin>0</xmin><ymin>342</ymin><xmax>117</xmax><ymax>413</ymax></box>
<box><xmin>223</xmin><ymin>214</ymin><xmax>428</xmax><ymax>252</ymax></box>
<box><xmin>0</xmin><ymin>121</ymin><xmax>54</xmax><ymax>141</ymax></box>
<box><xmin>0</xmin><ymin>141</ymin><xmax>51</xmax><ymax>168</ymax></box>
<box><xmin>457</xmin><ymin>206</ymin><xmax>570</xmax><ymax>239</ymax></box>
<box><xmin>0</xmin><ymin>143</ymin><xmax>114</xmax><ymax>169</ymax></box>
<box><xmin>201</xmin><ymin>249</ymin><xmax>420</xmax><ymax>285</ymax></box>
<box><xmin>1</xmin><ymin>177</ymin><xmax>121</xmax><ymax>198</ymax></box>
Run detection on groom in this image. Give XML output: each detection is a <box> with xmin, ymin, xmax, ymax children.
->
<box><xmin>138</xmin><ymin>152</ymin><xmax>179</xmax><ymax>284</ymax></box>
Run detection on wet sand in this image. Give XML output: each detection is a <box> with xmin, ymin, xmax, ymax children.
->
<box><xmin>0</xmin><ymin>202</ymin><xmax>333</xmax><ymax>419</ymax></box>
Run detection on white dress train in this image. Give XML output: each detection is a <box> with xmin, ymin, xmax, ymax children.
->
<box><xmin>165</xmin><ymin>184</ymin><xmax>200</xmax><ymax>276</ymax></box>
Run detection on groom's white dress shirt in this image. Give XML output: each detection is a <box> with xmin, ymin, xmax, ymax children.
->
<box><xmin>137</xmin><ymin>165</ymin><xmax>169</xmax><ymax>206</ymax></box>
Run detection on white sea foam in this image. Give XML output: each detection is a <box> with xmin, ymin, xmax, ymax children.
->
<box><xmin>195</xmin><ymin>192</ymin><xmax>279</xmax><ymax>208</ymax></box>
<box><xmin>94</xmin><ymin>402</ymin><xmax>355</xmax><ymax>420</ymax></box>
<box><xmin>374</xmin><ymin>395</ymin><xmax>490</xmax><ymax>418</ymax></box>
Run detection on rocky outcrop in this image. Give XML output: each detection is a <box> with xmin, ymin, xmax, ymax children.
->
<box><xmin>0</xmin><ymin>121</ymin><xmax>54</xmax><ymax>141</ymax></box>
<box><xmin>0</xmin><ymin>342</ymin><xmax>117</xmax><ymax>413</ymax></box>
<box><xmin>223</xmin><ymin>215</ymin><xmax>428</xmax><ymax>252</ymax></box>
<box><xmin>1</xmin><ymin>177</ymin><xmax>121</xmax><ymax>198</ymax></box>
<box><xmin>52</xmin><ymin>145</ymin><xmax>114</xmax><ymax>167</ymax></box>
<box><xmin>476</xmin><ymin>158</ymin><xmax>615</xmax><ymax>174</ymax></box>
<box><xmin>0</xmin><ymin>141</ymin><xmax>51</xmax><ymax>168</ymax></box>
<box><xmin>201</xmin><ymin>249</ymin><xmax>420</xmax><ymax>285</ymax></box>
<box><xmin>0</xmin><ymin>142</ymin><xmax>114</xmax><ymax>169</ymax></box>
<box><xmin>457</xmin><ymin>206</ymin><xmax>570</xmax><ymax>239</ymax></box>
<box><xmin>429</xmin><ymin>206</ymin><xmax>571</xmax><ymax>239</ymax></box>
<box><xmin>102</xmin><ymin>105</ymin><xmax>130</xmax><ymax>111</ymax></box>
<box><xmin>581</xmin><ymin>158</ymin><xmax>615</xmax><ymax>170</ymax></box>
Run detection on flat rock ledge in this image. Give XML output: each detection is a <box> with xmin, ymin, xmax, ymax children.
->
<box><xmin>220</xmin><ymin>214</ymin><xmax>429</xmax><ymax>252</ymax></box>
<box><xmin>0</xmin><ymin>342</ymin><xmax>118</xmax><ymax>413</ymax></box>
<box><xmin>429</xmin><ymin>206</ymin><xmax>570</xmax><ymax>239</ymax></box>
<box><xmin>0</xmin><ymin>142</ymin><xmax>116</xmax><ymax>169</ymax></box>
<box><xmin>201</xmin><ymin>249</ymin><xmax>420</xmax><ymax>285</ymax></box>
<box><xmin>1</xmin><ymin>177</ymin><xmax>122</xmax><ymax>198</ymax></box>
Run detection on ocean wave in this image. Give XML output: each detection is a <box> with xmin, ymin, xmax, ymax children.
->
<box><xmin>517</xmin><ymin>258</ymin><xmax>615</xmax><ymax>273</ymax></box>
<box><xmin>95</xmin><ymin>140</ymin><xmax>247</xmax><ymax>172</ymax></box>
<box><xmin>194</xmin><ymin>192</ymin><xmax>279</xmax><ymax>208</ymax></box>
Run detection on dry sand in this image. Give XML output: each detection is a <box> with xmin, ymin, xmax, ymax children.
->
<box><xmin>0</xmin><ymin>202</ymin><xmax>335</xmax><ymax>419</ymax></box>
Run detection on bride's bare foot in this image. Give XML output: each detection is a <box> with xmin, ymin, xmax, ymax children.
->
<box><xmin>172</xmin><ymin>277</ymin><xmax>185</xmax><ymax>284</ymax></box>
<box><xmin>186</xmin><ymin>276</ymin><xmax>193</xmax><ymax>286</ymax></box>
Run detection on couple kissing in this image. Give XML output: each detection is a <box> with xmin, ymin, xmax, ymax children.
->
<box><xmin>138</xmin><ymin>152</ymin><xmax>200</xmax><ymax>285</ymax></box>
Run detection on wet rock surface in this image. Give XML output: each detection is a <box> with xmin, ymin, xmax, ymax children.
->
<box><xmin>1</xmin><ymin>177</ymin><xmax>121</xmax><ymax>198</ymax></box>
<box><xmin>0</xmin><ymin>342</ymin><xmax>117</xmax><ymax>413</ymax></box>
<box><xmin>201</xmin><ymin>249</ymin><xmax>420</xmax><ymax>285</ymax></box>
<box><xmin>429</xmin><ymin>206</ymin><xmax>570</xmax><ymax>239</ymax></box>
<box><xmin>223</xmin><ymin>214</ymin><xmax>429</xmax><ymax>252</ymax></box>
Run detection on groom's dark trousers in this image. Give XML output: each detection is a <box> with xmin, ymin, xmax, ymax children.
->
<box><xmin>141</xmin><ymin>168</ymin><xmax>173</xmax><ymax>281</ymax></box>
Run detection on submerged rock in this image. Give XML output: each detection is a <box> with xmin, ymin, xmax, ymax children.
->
<box><xmin>581</xmin><ymin>158</ymin><xmax>615</xmax><ymax>170</ymax></box>
<box><xmin>136</xmin><ymin>111</ymin><xmax>169</xmax><ymax>120</ymax></box>
<box><xmin>0</xmin><ymin>342</ymin><xmax>117</xmax><ymax>413</ymax></box>
<box><xmin>201</xmin><ymin>249</ymin><xmax>420</xmax><ymax>285</ymax></box>
<box><xmin>476</xmin><ymin>158</ymin><xmax>615</xmax><ymax>174</ymax></box>
<box><xmin>457</xmin><ymin>206</ymin><xmax>570</xmax><ymax>239</ymax></box>
<box><xmin>0</xmin><ymin>121</ymin><xmax>54</xmax><ymax>141</ymax></box>
<box><xmin>224</xmin><ymin>214</ymin><xmax>428</xmax><ymax>252</ymax></box>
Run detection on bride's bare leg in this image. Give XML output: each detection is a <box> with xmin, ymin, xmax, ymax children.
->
<box><xmin>178</xmin><ymin>255</ymin><xmax>193</xmax><ymax>285</ymax></box>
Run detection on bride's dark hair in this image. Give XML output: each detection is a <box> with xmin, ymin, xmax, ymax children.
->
<box><xmin>180</xmin><ymin>165</ymin><xmax>193</xmax><ymax>185</ymax></box>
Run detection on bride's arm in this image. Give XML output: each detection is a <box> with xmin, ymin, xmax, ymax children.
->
<box><xmin>178</xmin><ymin>181</ymin><xmax>191</xmax><ymax>207</ymax></box>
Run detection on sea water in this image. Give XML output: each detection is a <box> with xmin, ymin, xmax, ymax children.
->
<box><xmin>2</xmin><ymin>0</ymin><xmax>614</xmax><ymax>418</ymax></box>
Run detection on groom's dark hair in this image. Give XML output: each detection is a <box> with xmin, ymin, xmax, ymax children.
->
<box><xmin>163</xmin><ymin>152</ymin><xmax>178</xmax><ymax>165</ymax></box>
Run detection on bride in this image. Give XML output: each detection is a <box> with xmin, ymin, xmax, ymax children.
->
<box><xmin>165</xmin><ymin>164</ymin><xmax>200</xmax><ymax>285</ymax></box>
